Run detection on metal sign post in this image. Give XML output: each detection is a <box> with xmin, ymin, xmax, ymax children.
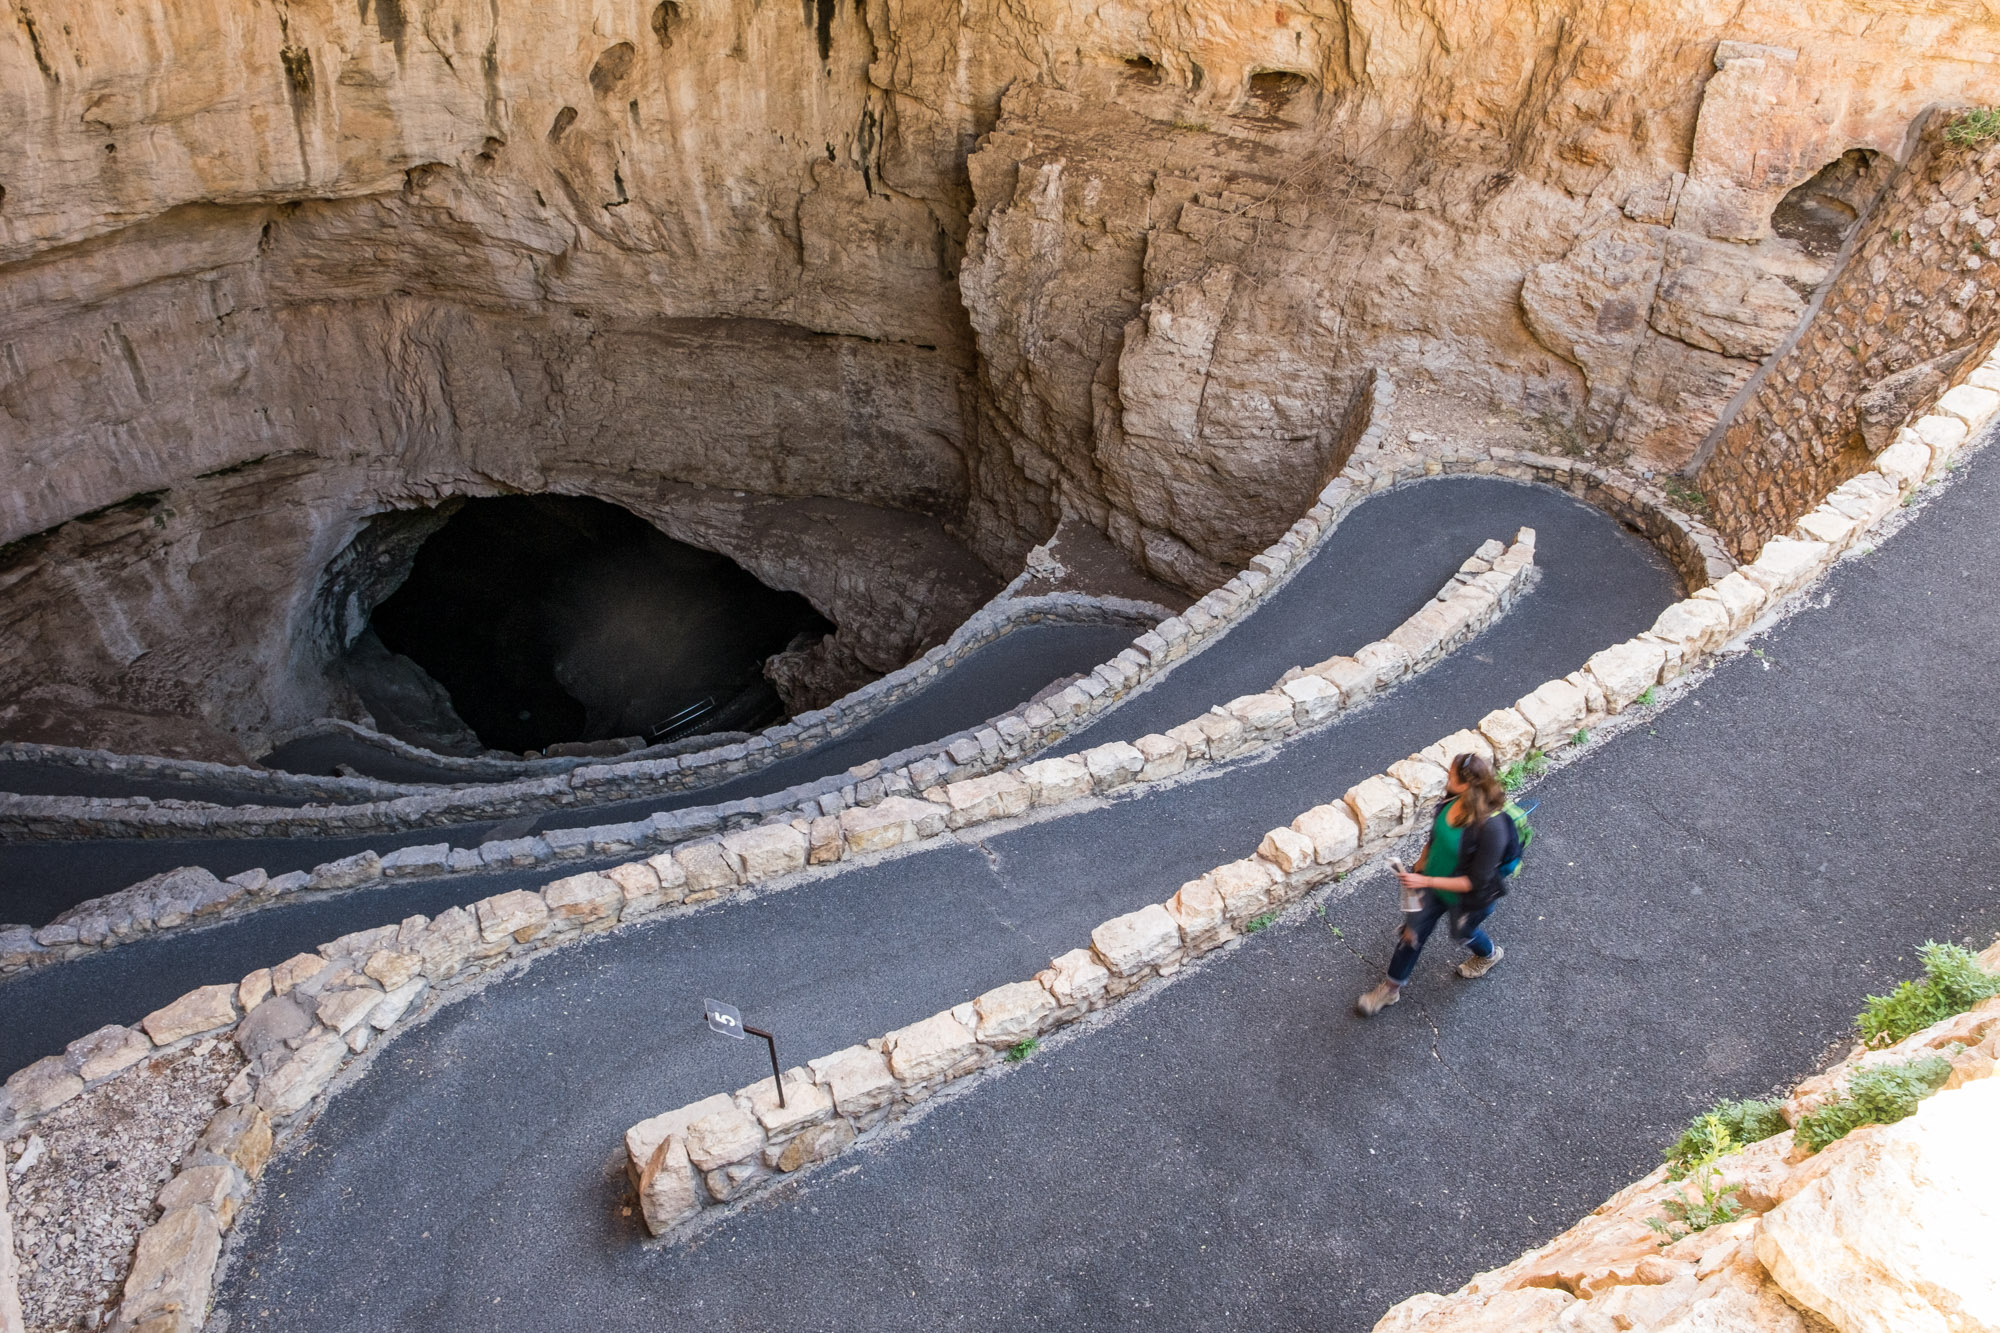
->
<box><xmin>702</xmin><ymin>997</ymin><xmax>785</xmax><ymax>1107</ymax></box>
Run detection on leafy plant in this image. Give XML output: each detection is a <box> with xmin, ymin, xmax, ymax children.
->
<box><xmin>1244</xmin><ymin>911</ymin><xmax>1280</xmax><ymax>933</ymax></box>
<box><xmin>1645</xmin><ymin>1167</ymin><xmax>1743</xmax><ymax>1245</ymax></box>
<box><xmin>1636</xmin><ymin>685</ymin><xmax>1658</xmax><ymax>706</ymax></box>
<box><xmin>1946</xmin><ymin>106</ymin><xmax>2000</xmax><ymax>147</ymax></box>
<box><xmin>1661</xmin><ymin>476</ymin><xmax>1710</xmax><ymax>515</ymax></box>
<box><xmin>1498</xmin><ymin>749</ymin><xmax>1549</xmax><ymax>791</ymax></box>
<box><xmin>1795</xmin><ymin>1054</ymin><xmax>1952</xmax><ymax>1154</ymax></box>
<box><xmin>1571</xmin><ymin>728</ymin><xmax>1591</xmax><ymax>746</ymax></box>
<box><xmin>1664</xmin><ymin>1099</ymin><xmax>1786</xmax><ymax>1180</ymax></box>
<box><xmin>1857</xmin><ymin>941</ymin><xmax>2000</xmax><ymax>1047</ymax></box>
<box><xmin>1005</xmin><ymin>1038</ymin><xmax>1040</xmax><ymax>1063</ymax></box>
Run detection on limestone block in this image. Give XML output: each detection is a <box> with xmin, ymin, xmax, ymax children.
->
<box><xmin>413</xmin><ymin>907</ymin><xmax>477</xmax><ymax>979</ymax></box>
<box><xmin>1291</xmin><ymin>802</ymin><xmax>1361</xmax><ymax>868</ymax></box>
<box><xmin>1354</xmin><ymin>640</ymin><xmax>1413</xmax><ymax>689</ymax></box>
<box><xmin>1257</xmin><ymin>826</ymin><xmax>1318</xmax><ymax>877</ymax></box>
<box><xmin>1912</xmin><ymin>413</ymin><xmax>1969</xmax><ymax>459</ymax></box>
<box><xmin>1585</xmin><ymin>641</ymin><xmax>1668</xmax><ymax>713</ymax></box>
<box><xmin>1037</xmin><ymin>948</ymin><xmax>1113</xmax><ymax>1014</ymax></box>
<box><xmin>367</xmin><ymin>977</ymin><xmax>427</xmax><ymax>1030</ymax></box>
<box><xmin>1823</xmin><ymin>473</ymin><xmax>1901</xmax><ymax>531</ymax></box>
<box><xmin>1210</xmin><ymin>858</ymin><xmax>1282</xmax><ymax>926</ymax></box>
<box><xmin>1419</xmin><ymin>729</ymin><xmax>1494</xmax><ymax>770</ymax></box>
<box><xmin>772</xmin><ymin>1118</ymin><xmax>856</xmax><ymax>1173</ymax></box>
<box><xmin>1081</xmin><ymin>742</ymin><xmax>1145</xmax><ymax>793</ymax></box>
<box><xmin>1516</xmin><ymin>679</ymin><xmax>1588</xmax><ymax>750</ymax></box>
<box><xmin>1164</xmin><ymin>720</ymin><xmax>1213</xmax><ymax>761</ymax></box>
<box><xmin>626</xmin><ymin>1093</ymin><xmax>734</xmax><ymax>1175</ymax></box>
<box><xmin>1873</xmin><ymin>439</ymin><xmax>1932</xmax><ymax>493</ymax></box>
<box><xmin>638</xmin><ymin>1135</ymin><xmax>703</xmax><ymax>1235</ymax></box>
<box><xmin>1388</xmin><ymin>757</ymin><xmax>1450</xmax><ymax>805</ymax></box>
<box><xmin>884</xmin><ymin>1012</ymin><xmax>983</xmax><ymax>1084</ymax></box>
<box><xmin>719</xmin><ymin>824</ymin><xmax>809</xmax><ymax>881</ymax></box>
<box><xmin>1019</xmin><ymin>756</ymin><xmax>1093</xmax><ymax>805</ymax></box>
<box><xmin>195</xmin><ymin>1104</ymin><xmax>273</xmax><ymax>1179</ymax></box>
<box><xmin>704</xmin><ymin>1159</ymin><xmax>770</xmax><ymax>1202</ymax></box>
<box><xmin>1385</xmin><ymin>602</ymin><xmax>1461</xmax><ymax>663</ymax></box>
<box><xmin>807</xmin><ymin>1046</ymin><xmax>898</xmax><ymax>1119</ymax></box>
<box><xmin>683</xmin><ymin>1102</ymin><xmax>765</xmax><ymax>1172</ymax></box>
<box><xmin>1091</xmin><ymin>904</ymin><xmax>1183</xmax><ymax>977</ymax></box>
<box><xmin>474</xmin><ymin>889</ymin><xmax>550</xmax><ymax>944</ymax></box>
<box><xmin>973</xmin><ymin>980</ymin><xmax>1058</xmax><ymax>1046</ymax></box>
<box><xmin>1705</xmin><ymin>571</ymin><xmax>1769</xmax><ymax>632</ymax></box>
<box><xmin>1936</xmin><ymin>382</ymin><xmax>2000</xmax><ymax>430</ymax></box>
<box><xmin>1793</xmin><ymin>506</ymin><xmax>1859</xmax><ymax>551</ymax></box>
<box><xmin>1756</xmin><ymin>1076</ymin><xmax>2000</xmax><ymax>1333</ymax></box>
<box><xmin>255</xmin><ymin>1032</ymin><xmax>346</xmax><ymax>1116</ymax></box>
<box><xmin>320</xmin><ymin>923</ymin><xmax>397</xmax><ymax>962</ymax></box>
<box><xmin>1308</xmin><ymin>655</ymin><xmax>1370</xmax><ymax>702</ymax></box>
<box><xmin>1133</xmin><ymin>733</ymin><xmax>1187</xmax><ymax>781</ymax></box>
<box><xmin>840</xmin><ymin>796</ymin><xmax>948</xmax><ymax>855</ymax></box>
<box><xmin>1225</xmin><ymin>692</ymin><xmax>1296</xmax><ymax>742</ymax></box>
<box><xmin>1193</xmin><ymin>710</ymin><xmax>1251</xmax><ymax>759</ymax></box>
<box><xmin>1566</xmin><ymin>670</ymin><xmax>1608</xmax><ymax>720</ymax></box>
<box><xmin>1648</xmin><ymin>598</ymin><xmax>1732</xmax><ymax>657</ymax></box>
<box><xmin>316</xmin><ymin>985</ymin><xmax>384</xmax><ymax>1036</ymax></box>
<box><xmin>640</xmin><ymin>852</ymin><xmax>690</xmax><ymax>905</ymax></box>
<box><xmin>807</xmin><ymin>815</ymin><xmax>844</xmax><ymax>865</ymax></box>
<box><xmin>742</xmin><ymin>1069</ymin><xmax>834</xmax><ymax>1140</ymax></box>
<box><xmin>116</xmin><ymin>1206</ymin><xmax>222</xmax><ymax>1330</ymax></box>
<box><xmin>1345</xmin><ymin>775</ymin><xmax>1416</xmax><ymax>844</ymax></box>
<box><xmin>1166</xmin><ymin>877</ymin><xmax>1234</xmax><ymax>953</ymax></box>
<box><xmin>237</xmin><ymin>968</ymin><xmax>273</xmax><ymax>1014</ymax></box>
<box><xmin>941</xmin><ymin>772</ymin><xmax>1032</xmax><ymax>828</ymax></box>
<box><xmin>142</xmin><ymin>984</ymin><xmax>239</xmax><ymax>1045</ymax></box>
<box><xmin>1280</xmin><ymin>674</ymin><xmax>1342</xmax><ymax>726</ymax></box>
<box><xmin>157</xmin><ymin>1163</ymin><xmax>248</xmax><ymax>1228</ymax></box>
<box><xmin>270</xmin><ymin>952</ymin><xmax>326</xmax><ymax>996</ymax></box>
<box><xmin>1478</xmin><ymin>708</ymin><xmax>1538</xmax><ymax>763</ymax></box>
<box><xmin>672</xmin><ymin>840</ymin><xmax>739</xmax><ymax>896</ymax></box>
<box><xmin>66</xmin><ymin>1025</ymin><xmax>152</xmax><ymax>1083</ymax></box>
<box><xmin>308</xmin><ymin>850</ymin><xmax>381</xmax><ymax>891</ymax></box>
<box><xmin>1741</xmin><ymin>537</ymin><xmax>1831</xmax><ymax>599</ymax></box>
<box><xmin>5</xmin><ymin>1056</ymin><xmax>83</xmax><ymax>1126</ymax></box>
<box><xmin>1374</xmin><ymin>1286</ymin><xmax>1576</xmax><ymax>1332</ymax></box>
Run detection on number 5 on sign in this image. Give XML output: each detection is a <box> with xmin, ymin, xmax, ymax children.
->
<box><xmin>703</xmin><ymin>998</ymin><xmax>744</xmax><ymax>1038</ymax></box>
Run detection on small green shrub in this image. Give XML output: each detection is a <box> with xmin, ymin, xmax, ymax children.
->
<box><xmin>1571</xmin><ymin>727</ymin><xmax>1591</xmax><ymax>746</ymax></box>
<box><xmin>1661</xmin><ymin>476</ymin><xmax>1710</xmax><ymax>515</ymax></box>
<box><xmin>1795</xmin><ymin>1054</ymin><xmax>1952</xmax><ymax>1154</ymax></box>
<box><xmin>1244</xmin><ymin>911</ymin><xmax>1279</xmax><ymax>933</ymax></box>
<box><xmin>1498</xmin><ymin>749</ymin><xmax>1549</xmax><ymax>791</ymax></box>
<box><xmin>1857</xmin><ymin>941</ymin><xmax>2000</xmax><ymax>1047</ymax></box>
<box><xmin>1636</xmin><ymin>685</ymin><xmax>1658</xmax><ymax>706</ymax></box>
<box><xmin>1646</xmin><ymin>1167</ymin><xmax>1743</xmax><ymax>1246</ymax></box>
<box><xmin>1664</xmin><ymin>1099</ymin><xmax>1786</xmax><ymax>1180</ymax></box>
<box><xmin>1946</xmin><ymin>106</ymin><xmax>2000</xmax><ymax>147</ymax></box>
<box><xmin>1005</xmin><ymin>1038</ymin><xmax>1040</xmax><ymax>1063</ymax></box>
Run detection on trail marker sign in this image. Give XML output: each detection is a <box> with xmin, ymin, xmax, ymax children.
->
<box><xmin>703</xmin><ymin>998</ymin><xmax>744</xmax><ymax>1038</ymax></box>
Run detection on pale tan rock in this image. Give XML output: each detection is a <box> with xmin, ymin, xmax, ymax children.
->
<box><xmin>1090</xmin><ymin>904</ymin><xmax>1183</xmax><ymax>977</ymax></box>
<box><xmin>1280</xmin><ymin>673</ymin><xmax>1342</xmax><ymax>725</ymax></box>
<box><xmin>368</xmin><ymin>977</ymin><xmax>427</xmax><ymax>1030</ymax></box>
<box><xmin>314</xmin><ymin>985</ymin><xmax>383</xmax><ymax>1036</ymax></box>
<box><xmin>157</xmin><ymin>1163</ymin><xmax>248</xmax><ymax>1228</ymax></box>
<box><xmin>638</xmin><ymin>1134</ymin><xmax>704</xmax><ymax>1235</ymax></box>
<box><xmin>474</xmin><ymin>889</ymin><xmax>550</xmax><ymax>944</ymax></box>
<box><xmin>605</xmin><ymin>860</ymin><xmax>664</xmax><ymax>916</ymax></box>
<box><xmin>1794</xmin><ymin>506</ymin><xmax>1859</xmax><ymax>551</ymax></box>
<box><xmin>142</xmin><ymin>984</ymin><xmax>239</xmax><ymax>1045</ymax></box>
<box><xmin>1873</xmin><ymin>439</ymin><xmax>1932</xmax><ymax>493</ymax></box>
<box><xmin>1</xmin><ymin>1164</ymin><xmax>19</xmax><ymax>1333</ymax></box>
<box><xmin>1648</xmin><ymin>597</ymin><xmax>1732</xmax><ymax>657</ymax></box>
<box><xmin>1354</xmin><ymin>641</ymin><xmax>1413</xmax><ymax>688</ymax></box>
<box><xmin>1291</xmin><ymin>802</ymin><xmax>1361</xmax><ymax>868</ymax></box>
<box><xmin>672</xmin><ymin>841</ymin><xmax>740</xmax><ymax>896</ymax></box>
<box><xmin>1757</xmin><ymin>1076</ymin><xmax>2000</xmax><ymax>1333</ymax></box>
<box><xmin>1345</xmin><ymin>774</ymin><xmax>1415</xmax><ymax>844</ymax></box>
<box><xmin>1210</xmin><ymin>858</ymin><xmax>1282</xmax><ymax>925</ymax></box>
<box><xmin>362</xmin><ymin>949</ymin><xmax>423</xmax><ymax>991</ymax></box>
<box><xmin>1037</xmin><ymin>948</ymin><xmax>1112</xmax><ymax>1014</ymax></box>
<box><xmin>413</xmin><ymin>906</ymin><xmax>478</xmax><ymax>978</ymax></box>
<box><xmin>1192</xmin><ymin>710</ymin><xmax>1250</xmax><ymax>759</ymax></box>
<box><xmin>772</xmin><ymin>1118</ymin><xmax>856</xmax><ymax>1172</ymax></box>
<box><xmin>741</xmin><ymin>1069</ymin><xmax>834</xmax><ymax>1139</ymax></box>
<box><xmin>626</xmin><ymin>1093</ymin><xmax>735</xmax><ymax>1175</ymax></box>
<box><xmin>1388</xmin><ymin>757</ymin><xmax>1449</xmax><ymax>805</ymax></box>
<box><xmin>1913</xmin><ymin>412</ymin><xmax>1970</xmax><ymax>458</ymax></box>
<box><xmin>1740</xmin><ymin>537</ymin><xmax>1831</xmax><ymax>599</ymax></box>
<box><xmin>1166</xmin><ymin>878</ymin><xmax>1234</xmax><ymax>954</ymax></box>
<box><xmin>806</xmin><ymin>1045</ymin><xmax>898</xmax><ymax>1118</ymax></box>
<box><xmin>1936</xmin><ymin>383</ymin><xmax>2000</xmax><ymax>430</ymax></box>
<box><xmin>683</xmin><ymin>1102</ymin><xmax>766</xmax><ymax>1172</ymax></box>
<box><xmin>255</xmin><ymin>1031</ymin><xmax>347</xmax><ymax>1116</ymax></box>
<box><xmin>1224</xmin><ymin>692</ymin><xmax>1295</xmax><ymax>741</ymax></box>
<box><xmin>1585</xmin><ymin>641</ymin><xmax>1668</xmax><ymax>713</ymax></box>
<box><xmin>117</xmin><ymin>1206</ymin><xmax>222</xmax><ymax>1329</ymax></box>
<box><xmin>1476</xmin><ymin>707</ymin><xmax>1537</xmax><ymax>762</ymax></box>
<box><xmin>973</xmin><ymin>980</ymin><xmax>1058</xmax><ymax>1046</ymax></box>
<box><xmin>1018</xmin><ymin>756</ymin><xmax>1093</xmax><ymax>805</ymax></box>
<box><xmin>720</xmin><ymin>824</ymin><xmax>810</xmax><ymax>880</ymax></box>
<box><xmin>1133</xmin><ymin>733</ymin><xmax>1188</xmax><ymax>781</ymax></box>
<box><xmin>1082</xmin><ymin>741</ymin><xmax>1146</xmax><ymax>790</ymax></box>
<box><xmin>941</xmin><ymin>772</ymin><xmax>1033</xmax><ymax>828</ymax></box>
<box><xmin>1372</xmin><ymin>1286</ymin><xmax>1574</xmax><ymax>1332</ymax></box>
<box><xmin>4</xmin><ymin>1056</ymin><xmax>84</xmax><ymax>1123</ymax></box>
<box><xmin>236</xmin><ymin>968</ymin><xmax>273</xmax><ymax>1014</ymax></box>
<box><xmin>1514</xmin><ymin>678</ymin><xmax>1587</xmax><ymax>750</ymax></box>
<box><xmin>807</xmin><ymin>815</ymin><xmax>845</xmax><ymax>865</ymax></box>
<box><xmin>1419</xmin><ymin>729</ymin><xmax>1494</xmax><ymax>770</ymax></box>
<box><xmin>838</xmin><ymin>796</ymin><xmax>948</xmax><ymax>853</ymax></box>
<box><xmin>1257</xmin><ymin>825</ymin><xmax>1318</xmax><ymax>877</ymax></box>
<box><xmin>1164</xmin><ymin>720</ymin><xmax>1215</xmax><ymax>762</ymax></box>
<box><xmin>542</xmin><ymin>871</ymin><xmax>625</xmax><ymax>928</ymax></box>
<box><xmin>884</xmin><ymin>1011</ymin><xmax>984</xmax><ymax>1084</ymax></box>
<box><xmin>1308</xmin><ymin>655</ymin><xmax>1371</xmax><ymax>702</ymax></box>
<box><xmin>66</xmin><ymin>1024</ymin><xmax>153</xmax><ymax>1083</ymax></box>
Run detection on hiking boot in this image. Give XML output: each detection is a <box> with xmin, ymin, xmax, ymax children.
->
<box><xmin>1458</xmin><ymin>945</ymin><xmax>1505</xmax><ymax>979</ymax></box>
<box><xmin>1354</xmin><ymin>981</ymin><xmax>1402</xmax><ymax>1017</ymax></box>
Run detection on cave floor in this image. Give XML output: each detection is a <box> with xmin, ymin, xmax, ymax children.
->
<box><xmin>184</xmin><ymin>473</ymin><xmax>1742</xmax><ymax>1331</ymax></box>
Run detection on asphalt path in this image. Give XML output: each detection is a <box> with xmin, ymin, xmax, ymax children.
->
<box><xmin>0</xmin><ymin>621</ymin><xmax>1140</xmax><ymax>926</ymax></box>
<box><xmin>197</xmin><ymin>477</ymin><xmax>1696</xmax><ymax>1331</ymax></box>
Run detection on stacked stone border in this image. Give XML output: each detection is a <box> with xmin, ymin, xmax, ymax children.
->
<box><xmin>1</xmin><ymin>380</ymin><xmax>1978</xmax><ymax>1329</ymax></box>
<box><xmin>606</xmin><ymin>376</ymin><xmax>1995</xmax><ymax>1240</ymax></box>
<box><xmin>0</xmin><ymin>437</ymin><xmax>1729</xmax><ymax>978</ymax></box>
<box><xmin>1372</xmin><ymin>936</ymin><xmax>2000</xmax><ymax>1333</ymax></box>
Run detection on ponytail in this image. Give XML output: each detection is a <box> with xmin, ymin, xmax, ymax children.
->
<box><xmin>1450</xmin><ymin>752</ymin><xmax>1507</xmax><ymax>827</ymax></box>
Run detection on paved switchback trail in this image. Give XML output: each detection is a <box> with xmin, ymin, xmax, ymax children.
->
<box><xmin>214</xmin><ymin>446</ymin><xmax>2000</xmax><ymax>1332</ymax></box>
<box><xmin>0</xmin><ymin>478</ymin><xmax>1665</xmax><ymax>1076</ymax></box>
<box><xmin>196</xmin><ymin>476</ymin><xmax>1704</xmax><ymax>1331</ymax></box>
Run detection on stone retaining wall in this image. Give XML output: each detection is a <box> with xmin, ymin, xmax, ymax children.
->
<box><xmin>1698</xmin><ymin>110</ymin><xmax>2000</xmax><ymax>561</ymax></box>
<box><xmin>610</xmin><ymin>381</ymin><xmax>1991</xmax><ymax>1240</ymax></box>
<box><xmin>1374</xmin><ymin>939</ymin><xmax>2000</xmax><ymax>1333</ymax></box>
<box><xmin>0</xmin><ymin>429</ymin><xmax>1730</xmax><ymax>979</ymax></box>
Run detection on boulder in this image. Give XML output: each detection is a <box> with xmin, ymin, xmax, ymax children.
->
<box><xmin>718</xmin><ymin>824</ymin><xmax>809</xmax><ymax>880</ymax></box>
<box><xmin>142</xmin><ymin>984</ymin><xmax>240</xmax><ymax>1045</ymax></box>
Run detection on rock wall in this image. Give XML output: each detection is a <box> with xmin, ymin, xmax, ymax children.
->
<box><xmin>1697</xmin><ymin>115</ymin><xmax>2000</xmax><ymax>560</ymax></box>
<box><xmin>5</xmin><ymin>0</ymin><xmax>1999</xmax><ymax>756</ymax></box>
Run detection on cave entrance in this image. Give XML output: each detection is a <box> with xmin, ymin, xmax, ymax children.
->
<box><xmin>358</xmin><ymin>495</ymin><xmax>832</xmax><ymax>755</ymax></box>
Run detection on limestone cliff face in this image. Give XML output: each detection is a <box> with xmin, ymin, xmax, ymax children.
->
<box><xmin>2</xmin><ymin>0</ymin><xmax>1997</xmax><ymax>755</ymax></box>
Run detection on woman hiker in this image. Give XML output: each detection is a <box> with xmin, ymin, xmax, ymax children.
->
<box><xmin>1355</xmin><ymin>752</ymin><xmax>1515</xmax><ymax>1017</ymax></box>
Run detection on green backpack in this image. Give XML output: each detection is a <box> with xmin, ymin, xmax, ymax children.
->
<box><xmin>1499</xmin><ymin>799</ymin><xmax>1537</xmax><ymax>878</ymax></box>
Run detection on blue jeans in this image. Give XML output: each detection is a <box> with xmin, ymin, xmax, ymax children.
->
<box><xmin>1387</xmin><ymin>892</ymin><xmax>1494</xmax><ymax>984</ymax></box>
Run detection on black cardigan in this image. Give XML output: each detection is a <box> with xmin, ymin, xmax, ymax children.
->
<box><xmin>1448</xmin><ymin>808</ymin><xmax>1514</xmax><ymax>908</ymax></box>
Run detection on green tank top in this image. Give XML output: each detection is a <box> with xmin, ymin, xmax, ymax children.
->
<box><xmin>1421</xmin><ymin>799</ymin><xmax>1464</xmax><ymax>904</ymax></box>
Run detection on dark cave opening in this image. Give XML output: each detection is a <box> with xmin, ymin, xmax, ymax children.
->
<box><xmin>364</xmin><ymin>495</ymin><xmax>833</xmax><ymax>755</ymax></box>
